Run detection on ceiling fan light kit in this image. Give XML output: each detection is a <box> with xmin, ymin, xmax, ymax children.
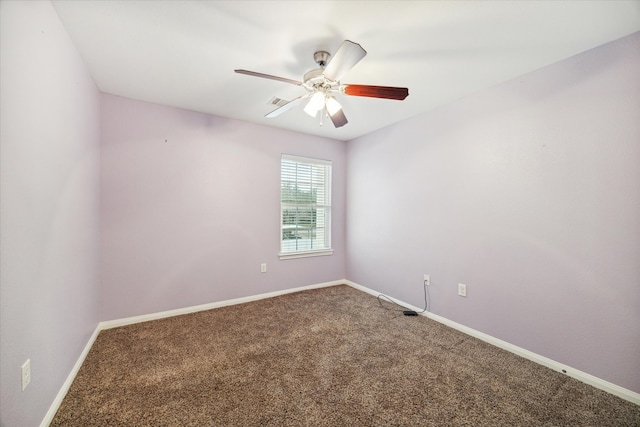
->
<box><xmin>235</xmin><ymin>40</ymin><xmax>409</xmax><ymax>129</ymax></box>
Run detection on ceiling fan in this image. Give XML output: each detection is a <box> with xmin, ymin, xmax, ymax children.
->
<box><xmin>235</xmin><ymin>40</ymin><xmax>409</xmax><ymax>128</ymax></box>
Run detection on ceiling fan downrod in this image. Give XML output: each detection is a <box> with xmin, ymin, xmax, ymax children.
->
<box><xmin>313</xmin><ymin>51</ymin><xmax>330</xmax><ymax>67</ymax></box>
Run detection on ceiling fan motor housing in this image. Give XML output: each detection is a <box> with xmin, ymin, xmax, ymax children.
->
<box><xmin>303</xmin><ymin>68</ymin><xmax>324</xmax><ymax>85</ymax></box>
<box><xmin>305</xmin><ymin>51</ymin><xmax>340</xmax><ymax>92</ymax></box>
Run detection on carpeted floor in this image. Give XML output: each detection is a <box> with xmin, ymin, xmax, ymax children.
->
<box><xmin>52</xmin><ymin>285</ymin><xmax>640</xmax><ymax>426</ymax></box>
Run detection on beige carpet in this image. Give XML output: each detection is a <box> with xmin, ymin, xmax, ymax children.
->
<box><xmin>52</xmin><ymin>285</ymin><xmax>640</xmax><ymax>426</ymax></box>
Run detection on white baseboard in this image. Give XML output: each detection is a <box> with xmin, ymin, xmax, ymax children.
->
<box><xmin>344</xmin><ymin>280</ymin><xmax>640</xmax><ymax>406</ymax></box>
<box><xmin>99</xmin><ymin>280</ymin><xmax>344</xmax><ymax>330</ymax></box>
<box><xmin>40</xmin><ymin>325</ymin><xmax>101</xmax><ymax>427</ymax></box>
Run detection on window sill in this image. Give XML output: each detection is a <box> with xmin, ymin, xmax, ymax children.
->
<box><xmin>279</xmin><ymin>249</ymin><xmax>334</xmax><ymax>260</ymax></box>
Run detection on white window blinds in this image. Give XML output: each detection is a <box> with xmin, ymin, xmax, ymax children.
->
<box><xmin>280</xmin><ymin>155</ymin><xmax>332</xmax><ymax>257</ymax></box>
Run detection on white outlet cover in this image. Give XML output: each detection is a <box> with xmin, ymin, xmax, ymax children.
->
<box><xmin>458</xmin><ymin>283</ymin><xmax>467</xmax><ymax>297</ymax></box>
<box><xmin>21</xmin><ymin>359</ymin><xmax>31</xmax><ymax>391</ymax></box>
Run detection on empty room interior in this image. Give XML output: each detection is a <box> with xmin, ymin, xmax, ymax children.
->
<box><xmin>1</xmin><ymin>1</ymin><xmax>639</xmax><ymax>425</ymax></box>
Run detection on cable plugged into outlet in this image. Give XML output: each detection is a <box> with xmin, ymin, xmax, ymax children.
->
<box><xmin>378</xmin><ymin>274</ymin><xmax>430</xmax><ymax>315</ymax></box>
<box><xmin>21</xmin><ymin>359</ymin><xmax>31</xmax><ymax>391</ymax></box>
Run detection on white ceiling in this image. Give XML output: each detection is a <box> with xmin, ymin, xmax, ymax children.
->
<box><xmin>51</xmin><ymin>1</ymin><xmax>640</xmax><ymax>141</ymax></box>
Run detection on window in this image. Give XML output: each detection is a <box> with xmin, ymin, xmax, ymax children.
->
<box><xmin>280</xmin><ymin>155</ymin><xmax>332</xmax><ymax>259</ymax></box>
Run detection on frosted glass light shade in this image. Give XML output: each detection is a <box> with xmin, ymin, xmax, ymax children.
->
<box><xmin>326</xmin><ymin>96</ymin><xmax>342</xmax><ymax>115</ymax></box>
<box><xmin>304</xmin><ymin>92</ymin><xmax>325</xmax><ymax>117</ymax></box>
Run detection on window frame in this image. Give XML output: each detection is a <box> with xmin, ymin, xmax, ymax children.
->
<box><xmin>279</xmin><ymin>154</ymin><xmax>333</xmax><ymax>260</ymax></box>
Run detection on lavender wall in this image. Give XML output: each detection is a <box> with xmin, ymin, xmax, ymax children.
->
<box><xmin>0</xmin><ymin>2</ymin><xmax>101</xmax><ymax>426</ymax></box>
<box><xmin>100</xmin><ymin>95</ymin><xmax>346</xmax><ymax>321</ymax></box>
<box><xmin>346</xmin><ymin>32</ymin><xmax>640</xmax><ymax>393</ymax></box>
<box><xmin>1</xmin><ymin>4</ymin><xmax>634</xmax><ymax>424</ymax></box>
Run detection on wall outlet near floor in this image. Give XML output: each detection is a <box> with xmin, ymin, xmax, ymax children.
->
<box><xmin>458</xmin><ymin>283</ymin><xmax>467</xmax><ymax>297</ymax></box>
<box><xmin>424</xmin><ymin>274</ymin><xmax>430</xmax><ymax>286</ymax></box>
<box><xmin>21</xmin><ymin>359</ymin><xmax>31</xmax><ymax>391</ymax></box>
<box><xmin>260</xmin><ymin>263</ymin><xmax>267</xmax><ymax>273</ymax></box>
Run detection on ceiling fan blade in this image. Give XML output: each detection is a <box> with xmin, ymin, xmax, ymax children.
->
<box><xmin>235</xmin><ymin>69</ymin><xmax>302</xmax><ymax>86</ymax></box>
<box><xmin>265</xmin><ymin>95</ymin><xmax>309</xmax><ymax>118</ymax></box>
<box><xmin>328</xmin><ymin>108</ymin><xmax>348</xmax><ymax>128</ymax></box>
<box><xmin>342</xmin><ymin>84</ymin><xmax>409</xmax><ymax>100</ymax></box>
<box><xmin>323</xmin><ymin>40</ymin><xmax>367</xmax><ymax>82</ymax></box>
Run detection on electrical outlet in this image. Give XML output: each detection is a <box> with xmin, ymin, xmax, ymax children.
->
<box><xmin>458</xmin><ymin>283</ymin><xmax>467</xmax><ymax>297</ymax></box>
<box><xmin>21</xmin><ymin>359</ymin><xmax>31</xmax><ymax>391</ymax></box>
<box><xmin>260</xmin><ymin>263</ymin><xmax>267</xmax><ymax>273</ymax></box>
<box><xmin>424</xmin><ymin>274</ymin><xmax>430</xmax><ymax>286</ymax></box>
